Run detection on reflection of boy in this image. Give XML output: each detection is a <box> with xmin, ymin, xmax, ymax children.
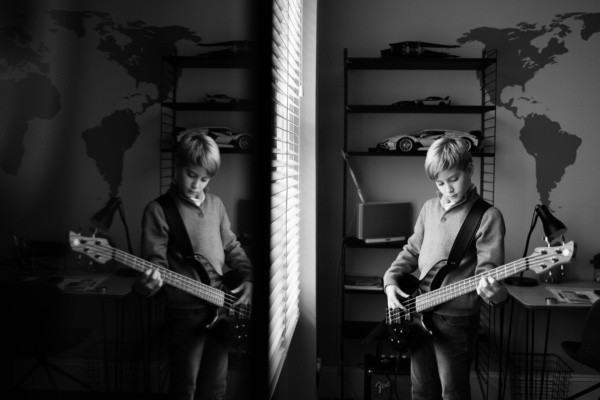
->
<box><xmin>134</xmin><ymin>131</ymin><xmax>253</xmax><ymax>400</ymax></box>
<box><xmin>384</xmin><ymin>137</ymin><xmax>507</xmax><ymax>400</ymax></box>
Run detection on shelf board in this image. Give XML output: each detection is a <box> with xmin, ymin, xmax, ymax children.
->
<box><xmin>342</xmin><ymin>321</ymin><xmax>387</xmax><ymax>340</ymax></box>
<box><xmin>161</xmin><ymin>102</ymin><xmax>254</xmax><ymax>111</ymax></box>
<box><xmin>161</xmin><ymin>147</ymin><xmax>253</xmax><ymax>155</ymax></box>
<box><xmin>343</xmin><ymin>236</ymin><xmax>405</xmax><ymax>248</ymax></box>
<box><xmin>162</xmin><ymin>55</ymin><xmax>254</xmax><ymax>69</ymax></box>
<box><xmin>345</xmin><ymin>287</ymin><xmax>384</xmax><ymax>294</ymax></box>
<box><xmin>346</xmin><ymin>105</ymin><xmax>495</xmax><ymax>114</ymax></box>
<box><xmin>346</xmin><ymin>56</ymin><xmax>496</xmax><ymax>71</ymax></box>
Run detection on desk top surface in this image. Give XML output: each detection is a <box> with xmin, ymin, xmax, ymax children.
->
<box><xmin>0</xmin><ymin>268</ymin><xmax>136</xmax><ymax>298</ymax></box>
<box><xmin>59</xmin><ymin>270</ymin><xmax>136</xmax><ymax>297</ymax></box>
<box><xmin>507</xmin><ymin>281</ymin><xmax>600</xmax><ymax>310</ymax></box>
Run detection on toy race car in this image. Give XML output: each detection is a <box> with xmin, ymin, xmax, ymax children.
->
<box><xmin>176</xmin><ymin>126</ymin><xmax>254</xmax><ymax>150</ymax></box>
<box><xmin>381</xmin><ymin>41</ymin><xmax>460</xmax><ymax>58</ymax></box>
<box><xmin>392</xmin><ymin>96</ymin><xmax>451</xmax><ymax>106</ymax></box>
<box><xmin>205</xmin><ymin>94</ymin><xmax>241</xmax><ymax>104</ymax></box>
<box><xmin>377</xmin><ymin>129</ymin><xmax>482</xmax><ymax>153</ymax></box>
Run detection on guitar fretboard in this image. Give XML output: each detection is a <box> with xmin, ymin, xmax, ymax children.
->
<box><xmin>73</xmin><ymin>236</ymin><xmax>252</xmax><ymax>320</ymax></box>
<box><xmin>415</xmin><ymin>248</ymin><xmax>565</xmax><ymax>313</ymax></box>
<box><xmin>97</xmin><ymin>244</ymin><xmax>228</xmax><ymax>306</ymax></box>
<box><xmin>386</xmin><ymin>242</ymin><xmax>573</xmax><ymax>334</ymax></box>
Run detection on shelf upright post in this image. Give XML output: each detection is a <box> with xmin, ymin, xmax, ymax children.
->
<box><xmin>160</xmin><ymin>47</ymin><xmax>178</xmax><ymax>195</ymax></box>
<box><xmin>342</xmin><ymin>48</ymin><xmax>349</xmax><ymax>238</ymax></box>
<box><xmin>475</xmin><ymin>48</ymin><xmax>498</xmax><ymax>400</ymax></box>
<box><xmin>340</xmin><ymin>47</ymin><xmax>349</xmax><ymax>400</ymax></box>
<box><xmin>478</xmin><ymin>48</ymin><xmax>498</xmax><ymax>206</ymax></box>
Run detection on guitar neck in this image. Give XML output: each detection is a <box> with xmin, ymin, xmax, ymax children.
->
<box><xmin>416</xmin><ymin>253</ymin><xmax>540</xmax><ymax>312</ymax></box>
<box><xmin>107</xmin><ymin>248</ymin><xmax>227</xmax><ymax>307</ymax></box>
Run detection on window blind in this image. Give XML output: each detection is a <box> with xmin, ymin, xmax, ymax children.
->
<box><xmin>269</xmin><ymin>0</ymin><xmax>302</xmax><ymax>396</ymax></box>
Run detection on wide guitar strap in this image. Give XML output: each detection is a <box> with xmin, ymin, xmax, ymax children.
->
<box><xmin>386</xmin><ymin>198</ymin><xmax>492</xmax><ymax>351</ymax></box>
<box><xmin>155</xmin><ymin>193</ymin><xmax>212</xmax><ymax>285</ymax></box>
<box><xmin>430</xmin><ymin>198</ymin><xmax>491</xmax><ymax>286</ymax></box>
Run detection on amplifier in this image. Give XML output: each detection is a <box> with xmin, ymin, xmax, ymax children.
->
<box><xmin>364</xmin><ymin>353</ymin><xmax>411</xmax><ymax>400</ymax></box>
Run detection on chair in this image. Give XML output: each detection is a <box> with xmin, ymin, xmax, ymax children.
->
<box><xmin>0</xmin><ymin>279</ymin><xmax>94</xmax><ymax>395</ymax></box>
<box><xmin>561</xmin><ymin>299</ymin><xmax>600</xmax><ymax>400</ymax></box>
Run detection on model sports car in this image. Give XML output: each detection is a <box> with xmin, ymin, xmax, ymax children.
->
<box><xmin>198</xmin><ymin>40</ymin><xmax>253</xmax><ymax>56</ymax></box>
<box><xmin>381</xmin><ymin>41</ymin><xmax>460</xmax><ymax>58</ymax></box>
<box><xmin>376</xmin><ymin>129</ymin><xmax>482</xmax><ymax>153</ymax></box>
<box><xmin>177</xmin><ymin>126</ymin><xmax>254</xmax><ymax>150</ymax></box>
<box><xmin>205</xmin><ymin>94</ymin><xmax>241</xmax><ymax>103</ymax></box>
<box><xmin>392</xmin><ymin>96</ymin><xmax>451</xmax><ymax>106</ymax></box>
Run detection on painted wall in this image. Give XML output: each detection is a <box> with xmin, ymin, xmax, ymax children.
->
<box><xmin>0</xmin><ymin>0</ymin><xmax>261</xmax><ymax>395</ymax></box>
<box><xmin>316</xmin><ymin>0</ymin><xmax>600</xmax><ymax>393</ymax></box>
<box><xmin>0</xmin><ymin>0</ymin><xmax>255</xmax><ymax>258</ymax></box>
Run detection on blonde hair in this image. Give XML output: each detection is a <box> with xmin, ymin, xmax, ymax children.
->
<box><xmin>175</xmin><ymin>130</ymin><xmax>221</xmax><ymax>177</ymax></box>
<box><xmin>424</xmin><ymin>137</ymin><xmax>472</xmax><ymax>180</ymax></box>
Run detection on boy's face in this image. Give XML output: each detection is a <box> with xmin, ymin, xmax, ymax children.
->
<box><xmin>434</xmin><ymin>164</ymin><xmax>473</xmax><ymax>204</ymax></box>
<box><xmin>175</xmin><ymin>164</ymin><xmax>211</xmax><ymax>199</ymax></box>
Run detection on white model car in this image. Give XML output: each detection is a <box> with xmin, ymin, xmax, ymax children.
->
<box><xmin>205</xmin><ymin>94</ymin><xmax>241</xmax><ymax>103</ymax></box>
<box><xmin>377</xmin><ymin>129</ymin><xmax>482</xmax><ymax>152</ymax></box>
<box><xmin>178</xmin><ymin>126</ymin><xmax>254</xmax><ymax>150</ymax></box>
<box><xmin>392</xmin><ymin>96</ymin><xmax>451</xmax><ymax>106</ymax></box>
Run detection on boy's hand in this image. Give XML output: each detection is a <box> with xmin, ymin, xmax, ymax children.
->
<box><xmin>385</xmin><ymin>284</ymin><xmax>410</xmax><ymax>311</ymax></box>
<box><xmin>231</xmin><ymin>281</ymin><xmax>253</xmax><ymax>306</ymax></box>
<box><xmin>476</xmin><ymin>276</ymin><xmax>508</xmax><ymax>304</ymax></box>
<box><xmin>134</xmin><ymin>268</ymin><xmax>164</xmax><ymax>296</ymax></box>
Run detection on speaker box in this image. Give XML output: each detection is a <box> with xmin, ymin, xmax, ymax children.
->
<box><xmin>364</xmin><ymin>354</ymin><xmax>411</xmax><ymax>400</ymax></box>
<box><xmin>357</xmin><ymin>202</ymin><xmax>412</xmax><ymax>243</ymax></box>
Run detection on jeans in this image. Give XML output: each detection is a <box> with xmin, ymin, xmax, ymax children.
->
<box><xmin>166</xmin><ymin>307</ymin><xmax>231</xmax><ymax>400</ymax></box>
<box><xmin>409</xmin><ymin>312</ymin><xmax>479</xmax><ymax>400</ymax></box>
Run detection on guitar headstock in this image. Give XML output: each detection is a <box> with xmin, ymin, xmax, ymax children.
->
<box><xmin>529</xmin><ymin>241</ymin><xmax>576</xmax><ymax>276</ymax></box>
<box><xmin>68</xmin><ymin>231</ymin><xmax>112</xmax><ymax>265</ymax></box>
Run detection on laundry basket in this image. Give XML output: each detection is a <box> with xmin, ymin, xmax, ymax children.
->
<box><xmin>509</xmin><ymin>353</ymin><xmax>572</xmax><ymax>400</ymax></box>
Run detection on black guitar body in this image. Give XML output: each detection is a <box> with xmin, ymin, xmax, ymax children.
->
<box><xmin>386</xmin><ymin>261</ymin><xmax>452</xmax><ymax>352</ymax></box>
<box><xmin>189</xmin><ymin>254</ymin><xmax>250</xmax><ymax>346</ymax></box>
<box><xmin>202</xmin><ymin>268</ymin><xmax>251</xmax><ymax>346</ymax></box>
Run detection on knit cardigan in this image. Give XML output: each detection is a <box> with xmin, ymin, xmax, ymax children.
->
<box><xmin>383</xmin><ymin>187</ymin><xmax>505</xmax><ymax>316</ymax></box>
<box><xmin>141</xmin><ymin>186</ymin><xmax>253</xmax><ymax>309</ymax></box>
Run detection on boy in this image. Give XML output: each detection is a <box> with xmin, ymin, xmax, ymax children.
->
<box><xmin>135</xmin><ymin>130</ymin><xmax>253</xmax><ymax>400</ymax></box>
<box><xmin>384</xmin><ymin>137</ymin><xmax>507</xmax><ymax>400</ymax></box>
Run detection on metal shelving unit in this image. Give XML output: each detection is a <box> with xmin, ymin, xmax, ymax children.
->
<box><xmin>158</xmin><ymin>50</ymin><xmax>255</xmax><ymax>194</ymax></box>
<box><xmin>340</xmin><ymin>47</ymin><xmax>498</xmax><ymax>400</ymax></box>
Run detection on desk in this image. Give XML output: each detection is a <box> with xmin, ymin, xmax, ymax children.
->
<box><xmin>7</xmin><ymin>269</ymin><xmax>137</xmax><ymax>392</ymax></box>
<box><xmin>57</xmin><ymin>271</ymin><xmax>135</xmax><ymax>298</ymax></box>
<box><xmin>503</xmin><ymin>281</ymin><xmax>600</xmax><ymax>400</ymax></box>
<box><xmin>59</xmin><ymin>270</ymin><xmax>136</xmax><ymax>393</ymax></box>
<box><xmin>507</xmin><ymin>281</ymin><xmax>599</xmax><ymax>311</ymax></box>
<box><xmin>1</xmin><ymin>268</ymin><xmax>135</xmax><ymax>297</ymax></box>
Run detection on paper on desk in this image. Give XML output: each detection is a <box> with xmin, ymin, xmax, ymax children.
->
<box><xmin>546</xmin><ymin>286</ymin><xmax>600</xmax><ymax>304</ymax></box>
<box><xmin>53</xmin><ymin>276</ymin><xmax>109</xmax><ymax>292</ymax></box>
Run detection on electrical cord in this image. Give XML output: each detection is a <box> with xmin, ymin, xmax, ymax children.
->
<box><xmin>315</xmin><ymin>357</ymin><xmax>321</xmax><ymax>400</ymax></box>
<box><xmin>392</xmin><ymin>351</ymin><xmax>401</xmax><ymax>400</ymax></box>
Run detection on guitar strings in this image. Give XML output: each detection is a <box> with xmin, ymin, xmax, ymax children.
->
<box><xmin>387</xmin><ymin>251</ymin><xmax>560</xmax><ymax>322</ymax></box>
<box><xmin>116</xmin><ymin>247</ymin><xmax>252</xmax><ymax>319</ymax></box>
<box><xmin>387</xmin><ymin>255</ymin><xmax>532</xmax><ymax>318</ymax></box>
<box><xmin>81</xmin><ymin>242</ymin><xmax>251</xmax><ymax>319</ymax></box>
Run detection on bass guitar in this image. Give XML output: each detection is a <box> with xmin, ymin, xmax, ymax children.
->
<box><xmin>386</xmin><ymin>241</ymin><xmax>575</xmax><ymax>351</ymax></box>
<box><xmin>68</xmin><ymin>231</ymin><xmax>251</xmax><ymax>343</ymax></box>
